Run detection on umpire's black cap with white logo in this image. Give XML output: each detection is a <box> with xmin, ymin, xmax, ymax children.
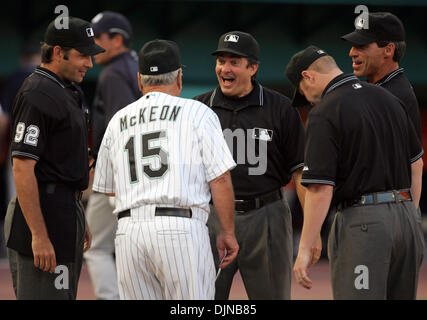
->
<box><xmin>91</xmin><ymin>11</ymin><xmax>133</xmax><ymax>40</ymax></box>
<box><xmin>212</xmin><ymin>31</ymin><xmax>259</xmax><ymax>61</ymax></box>
<box><xmin>285</xmin><ymin>45</ymin><xmax>328</xmax><ymax>107</ymax></box>
<box><xmin>44</xmin><ymin>17</ymin><xmax>105</xmax><ymax>56</ymax></box>
<box><xmin>138</xmin><ymin>39</ymin><xmax>183</xmax><ymax>75</ymax></box>
<box><xmin>341</xmin><ymin>12</ymin><xmax>405</xmax><ymax>45</ymax></box>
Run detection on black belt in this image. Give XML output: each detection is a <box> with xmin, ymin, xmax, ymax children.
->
<box><xmin>234</xmin><ymin>189</ymin><xmax>282</xmax><ymax>214</ymax></box>
<box><xmin>118</xmin><ymin>207</ymin><xmax>192</xmax><ymax>220</ymax></box>
<box><xmin>39</xmin><ymin>183</ymin><xmax>83</xmax><ymax>201</ymax></box>
<box><xmin>338</xmin><ymin>189</ymin><xmax>412</xmax><ymax>210</ymax></box>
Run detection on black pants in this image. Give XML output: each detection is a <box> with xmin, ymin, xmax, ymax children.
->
<box><xmin>208</xmin><ymin>198</ymin><xmax>293</xmax><ymax>300</ymax></box>
<box><xmin>5</xmin><ymin>196</ymin><xmax>86</xmax><ymax>300</ymax></box>
<box><xmin>328</xmin><ymin>201</ymin><xmax>424</xmax><ymax>299</ymax></box>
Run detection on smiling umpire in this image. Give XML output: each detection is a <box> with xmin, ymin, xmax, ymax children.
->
<box><xmin>4</xmin><ymin>17</ymin><xmax>105</xmax><ymax>300</ymax></box>
<box><xmin>194</xmin><ymin>31</ymin><xmax>310</xmax><ymax>300</ymax></box>
<box><xmin>341</xmin><ymin>12</ymin><xmax>422</xmax><ymax>142</ymax></box>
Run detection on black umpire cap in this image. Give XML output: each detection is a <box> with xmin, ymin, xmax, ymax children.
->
<box><xmin>285</xmin><ymin>45</ymin><xmax>328</xmax><ymax>107</ymax></box>
<box><xmin>212</xmin><ymin>31</ymin><xmax>259</xmax><ymax>61</ymax></box>
<box><xmin>91</xmin><ymin>11</ymin><xmax>133</xmax><ymax>40</ymax></box>
<box><xmin>44</xmin><ymin>17</ymin><xmax>105</xmax><ymax>56</ymax></box>
<box><xmin>341</xmin><ymin>12</ymin><xmax>405</xmax><ymax>45</ymax></box>
<box><xmin>139</xmin><ymin>39</ymin><xmax>183</xmax><ymax>75</ymax></box>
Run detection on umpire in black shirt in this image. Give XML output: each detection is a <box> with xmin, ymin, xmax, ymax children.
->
<box><xmin>195</xmin><ymin>31</ymin><xmax>311</xmax><ymax>300</ymax></box>
<box><xmin>287</xmin><ymin>46</ymin><xmax>424</xmax><ymax>299</ymax></box>
<box><xmin>342</xmin><ymin>12</ymin><xmax>422</xmax><ymax>141</ymax></box>
<box><xmin>4</xmin><ymin>17</ymin><xmax>105</xmax><ymax>299</ymax></box>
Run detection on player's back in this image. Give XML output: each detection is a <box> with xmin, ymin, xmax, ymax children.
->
<box><xmin>105</xmin><ymin>91</ymin><xmax>221</xmax><ymax>212</ymax></box>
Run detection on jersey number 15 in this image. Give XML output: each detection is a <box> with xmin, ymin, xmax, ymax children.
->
<box><xmin>124</xmin><ymin>130</ymin><xmax>169</xmax><ymax>183</ymax></box>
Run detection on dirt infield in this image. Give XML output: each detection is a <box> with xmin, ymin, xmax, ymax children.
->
<box><xmin>1</xmin><ymin>258</ymin><xmax>427</xmax><ymax>300</ymax></box>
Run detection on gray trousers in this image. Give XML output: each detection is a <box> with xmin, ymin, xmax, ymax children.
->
<box><xmin>328</xmin><ymin>201</ymin><xmax>424</xmax><ymax>300</ymax></box>
<box><xmin>208</xmin><ymin>198</ymin><xmax>293</xmax><ymax>300</ymax></box>
<box><xmin>83</xmin><ymin>192</ymin><xmax>119</xmax><ymax>300</ymax></box>
<box><xmin>4</xmin><ymin>196</ymin><xmax>86</xmax><ymax>300</ymax></box>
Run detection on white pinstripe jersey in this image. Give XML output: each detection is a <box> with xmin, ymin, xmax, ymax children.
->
<box><xmin>93</xmin><ymin>91</ymin><xmax>236</xmax><ymax>214</ymax></box>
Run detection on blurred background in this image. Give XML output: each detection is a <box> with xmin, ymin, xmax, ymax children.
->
<box><xmin>0</xmin><ymin>0</ymin><xmax>426</xmax><ymax>299</ymax></box>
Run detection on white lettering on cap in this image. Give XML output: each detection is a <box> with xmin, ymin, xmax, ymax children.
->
<box><xmin>150</xmin><ymin>66</ymin><xmax>158</xmax><ymax>72</ymax></box>
<box><xmin>224</xmin><ymin>34</ymin><xmax>239</xmax><ymax>43</ymax></box>
<box><xmin>86</xmin><ymin>28</ymin><xmax>94</xmax><ymax>37</ymax></box>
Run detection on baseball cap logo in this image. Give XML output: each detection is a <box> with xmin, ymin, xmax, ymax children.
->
<box><xmin>224</xmin><ymin>34</ymin><xmax>239</xmax><ymax>43</ymax></box>
<box><xmin>150</xmin><ymin>66</ymin><xmax>158</xmax><ymax>72</ymax></box>
<box><xmin>86</xmin><ymin>27</ymin><xmax>94</xmax><ymax>37</ymax></box>
<box><xmin>317</xmin><ymin>49</ymin><xmax>325</xmax><ymax>55</ymax></box>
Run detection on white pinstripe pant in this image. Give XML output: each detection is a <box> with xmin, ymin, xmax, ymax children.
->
<box><xmin>115</xmin><ymin>212</ymin><xmax>215</xmax><ymax>300</ymax></box>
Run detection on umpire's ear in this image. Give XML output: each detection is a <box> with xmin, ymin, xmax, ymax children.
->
<box><xmin>137</xmin><ymin>72</ymin><xmax>143</xmax><ymax>93</ymax></box>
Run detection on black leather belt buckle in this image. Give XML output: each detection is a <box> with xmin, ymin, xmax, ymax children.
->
<box><xmin>155</xmin><ymin>207</ymin><xmax>192</xmax><ymax>218</ymax></box>
<box><xmin>234</xmin><ymin>189</ymin><xmax>282</xmax><ymax>214</ymax></box>
<box><xmin>234</xmin><ymin>200</ymin><xmax>247</xmax><ymax>214</ymax></box>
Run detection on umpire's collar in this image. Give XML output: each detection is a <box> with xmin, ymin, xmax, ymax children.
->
<box><xmin>209</xmin><ymin>80</ymin><xmax>264</xmax><ymax>111</ymax></box>
<box><xmin>322</xmin><ymin>73</ymin><xmax>359</xmax><ymax>98</ymax></box>
<box><xmin>34</xmin><ymin>66</ymin><xmax>86</xmax><ymax>111</ymax></box>
<box><xmin>375</xmin><ymin>67</ymin><xmax>404</xmax><ymax>86</ymax></box>
<box><xmin>34</xmin><ymin>66</ymin><xmax>74</xmax><ymax>89</ymax></box>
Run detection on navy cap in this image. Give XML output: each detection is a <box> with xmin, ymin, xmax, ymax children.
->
<box><xmin>342</xmin><ymin>12</ymin><xmax>405</xmax><ymax>45</ymax></box>
<box><xmin>212</xmin><ymin>31</ymin><xmax>259</xmax><ymax>61</ymax></box>
<box><xmin>139</xmin><ymin>39</ymin><xmax>183</xmax><ymax>75</ymax></box>
<box><xmin>91</xmin><ymin>11</ymin><xmax>133</xmax><ymax>39</ymax></box>
<box><xmin>44</xmin><ymin>17</ymin><xmax>105</xmax><ymax>56</ymax></box>
<box><xmin>285</xmin><ymin>45</ymin><xmax>328</xmax><ymax>107</ymax></box>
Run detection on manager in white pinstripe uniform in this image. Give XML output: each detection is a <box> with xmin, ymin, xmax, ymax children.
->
<box><xmin>93</xmin><ymin>39</ymin><xmax>239</xmax><ymax>300</ymax></box>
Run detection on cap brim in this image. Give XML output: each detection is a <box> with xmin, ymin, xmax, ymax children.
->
<box><xmin>291</xmin><ymin>88</ymin><xmax>310</xmax><ymax>108</ymax></box>
<box><xmin>341</xmin><ymin>31</ymin><xmax>376</xmax><ymax>46</ymax></box>
<box><xmin>75</xmin><ymin>43</ymin><xmax>106</xmax><ymax>56</ymax></box>
<box><xmin>211</xmin><ymin>48</ymin><xmax>248</xmax><ymax>57</ymax></box>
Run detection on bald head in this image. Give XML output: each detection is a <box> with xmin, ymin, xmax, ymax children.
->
<box><xmin>307</xmin><ymin>55</ymin><xmax>340</xmax><ymax>74</ymax></box>
<box><xmin>299</xmin><ymin>56</ymin><xmax>343</xmax><ymax>106</ymax></box>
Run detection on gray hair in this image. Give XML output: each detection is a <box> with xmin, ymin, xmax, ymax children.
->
<box><xmin>140</xmin><ymin>68</ymin><xmax>181</xmax><ymax>87</ymax></box>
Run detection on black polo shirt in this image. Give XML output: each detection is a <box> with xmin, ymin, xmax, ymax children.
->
<box><xmin>194</xmin><ymin>81</ymin><xmax>305</xmax><ymax>198</ymax></box>
<box><xmin>10</xmin><ymin>66</ymin><xmax>89</xmax><ymax>191</ymax></box>
<box><xmin>301</xmin><ymin>73</ymin><xmax>423</xmax><ymax>206</ymax></box>
<box><xmin>7</xmin><ymin>66</ymin><xmax>90</xmax><ymax>262</ymax></box>
<box><xmin>375</xmin><ymin>68</ymin><xmax>422</xmax><ymax>142</ymax></box>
